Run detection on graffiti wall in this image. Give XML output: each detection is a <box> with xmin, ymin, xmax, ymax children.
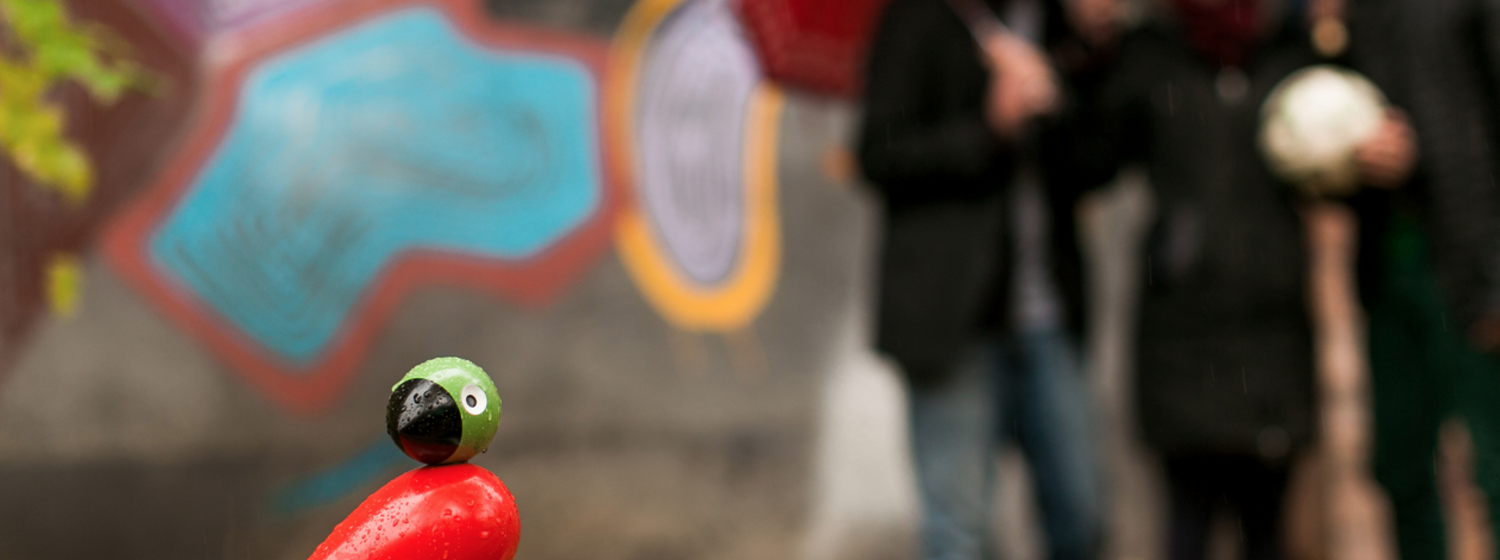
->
<box><xmin>0</xmin><ymin>2</ymin><xmax>1418</xmax><ymax>560</ymax></box>
<box><xmin>0</xmin><ymin>0</ymin><xmax>880</xmax><ymax>558</ymax></box>
<box><xmin>611</xmin><ymin>0</ymin><xmax>782</xmax><ymax>333</ymax></box>
<box><xmin>103</xmin><ymin>0</ymin><xmax>621</xmax><ymax>414</ymax></box>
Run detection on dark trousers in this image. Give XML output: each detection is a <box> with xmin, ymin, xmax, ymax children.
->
<box><xmin>1164</xmin><ymin>455</ymin><xmax>1289</xmax><ymax>560</ymax></box>
<box><xmin>1368</xmin><ymin>218</ymin><xmax>1500</xmax><ymax>560</ymax></box>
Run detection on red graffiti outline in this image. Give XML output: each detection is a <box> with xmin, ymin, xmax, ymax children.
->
<box><xmin>101</xmin><ymin>0</ymin><xmax>619</xmax><ymax>416</ymax></box>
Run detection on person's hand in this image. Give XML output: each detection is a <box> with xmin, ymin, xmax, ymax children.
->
<box><xmin>1065</xmin><ymin>0</ymin><xmax>1120</xmax><ymax>47</ymax></box>
<box><xmin>1355</xmin><ymin>109</ymin><xmax>1417</xmax><ymax>189</ymax></box>
<box><xmin>1472</xmin><ymin>316</ymin><xmax>1500</xmax><ymax>354</ymax></box>
<box><xmin>982</xmin><ymin>33</ymin><xmax>1059</xmax><ymax>139</ymax></box>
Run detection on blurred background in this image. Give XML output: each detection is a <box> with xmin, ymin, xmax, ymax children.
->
<box><xmin>0</xmin><ymin>0</ymin><xmax>1491</xmax><ymax>559</ymax></box>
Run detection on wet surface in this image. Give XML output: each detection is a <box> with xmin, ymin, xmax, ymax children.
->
<box><xmin>0</xmin><ymin>459</ymin><xmax>268</xmax><ymax>560</ymax></box>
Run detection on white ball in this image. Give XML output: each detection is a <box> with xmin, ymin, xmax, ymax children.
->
<box><xmin>1259</xmin><ymin>65</ymin><xmax>1388</xmax><ymax>197</ymax></box>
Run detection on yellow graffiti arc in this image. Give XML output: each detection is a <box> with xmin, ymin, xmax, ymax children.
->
<box><xmin>607</xmin><ymin>0</ymin><xmax>783</xmax><ymax>332</ymax></box>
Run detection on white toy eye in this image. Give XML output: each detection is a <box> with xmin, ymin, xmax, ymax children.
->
<box><xmin>461</xmin><ymin>384</ymin><xmax>486</xmax><ymax>415</ymax></box>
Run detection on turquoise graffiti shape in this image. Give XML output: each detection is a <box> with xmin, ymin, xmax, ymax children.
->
<box><xmin>150</xmin><ymin>8</ymin><xmax>601</xmax><ymax>363</ymax></box>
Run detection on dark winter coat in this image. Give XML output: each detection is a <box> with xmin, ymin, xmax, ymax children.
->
<box><xmin>857</xmin><ymin>0</ymin><xmax>1092</xmax><ymax>385</ymax></box>
<box><xmin>1060</xmin><ymin>18</ymin><xmax>1317</xmax><ymax>457</ymax></box>
<box><xmin>1347</xmin><ymin>0</ymin><xmax>1500</xmax><ymax>329</ymax></box>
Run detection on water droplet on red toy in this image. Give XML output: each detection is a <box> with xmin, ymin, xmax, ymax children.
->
<box><xmin>305</xmin><ymin>464</ymin><xmax>519</xmax><ymax>560</ymax></box>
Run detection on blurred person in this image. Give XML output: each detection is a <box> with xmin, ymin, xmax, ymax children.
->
<box><xmin>855</xmin><ymin>0</ymin><xmax>1112</xmax><ymax>559</ymax></box>
<box><xmin>1052</xmin><ymin>0</ymin><xmax>1332</xmax><ymax>558</ymax></box>
<box><xmin>1340</xmin><ymin>0</ymin><xmax>1500</xmax><ymax>557</ymax></box>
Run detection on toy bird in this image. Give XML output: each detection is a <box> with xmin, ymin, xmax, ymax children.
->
<box><xmin>307</xmin><ymin>357</ymin><xmax>520</xmax><ymax>560</ymax></box>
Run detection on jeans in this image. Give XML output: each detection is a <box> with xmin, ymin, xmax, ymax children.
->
<box><xmin>908</xmin><ymin>327</ymin><xmax>1103</xmax><ymax>560</ymax></box>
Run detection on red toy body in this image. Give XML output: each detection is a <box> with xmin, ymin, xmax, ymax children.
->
<box><xmin>308</xmin><ymin>464</ymin><xmax>520</xmax><ymax>560</ymax></box>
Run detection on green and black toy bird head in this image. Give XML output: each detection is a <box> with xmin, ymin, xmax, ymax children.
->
<box><xmin>386</xmin><ymin>357</ymin><xmax>502</xmax><ymax>465</ymax></box>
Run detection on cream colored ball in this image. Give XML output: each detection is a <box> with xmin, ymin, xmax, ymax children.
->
<box><xmin>1259</xmin><ymin>65</ymin><xmax>1388</xmax><ymax>197</ymax></box>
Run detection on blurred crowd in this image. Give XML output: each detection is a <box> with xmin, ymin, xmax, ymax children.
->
<box><xmin>855</xmin><ymin>0</ymin><xmax>1500</xmax><ymax>559</ymax></box>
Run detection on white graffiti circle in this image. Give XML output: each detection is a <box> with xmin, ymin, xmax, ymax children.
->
<box><xmin>634</xmin><ymin>0</ymin><xmax>759</xmax><ymax>285</ymax></box>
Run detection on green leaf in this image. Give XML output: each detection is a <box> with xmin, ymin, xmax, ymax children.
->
<box><xmin>0</xmin><ymin>0</ymin><xmax>155</xmax><ymax>200</ymax></box>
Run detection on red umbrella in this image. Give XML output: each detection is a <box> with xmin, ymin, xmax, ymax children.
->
<box><xmin>735</xmin><ymin>0</ymin><xmax>893</xmax><ymax>99</ymax></box>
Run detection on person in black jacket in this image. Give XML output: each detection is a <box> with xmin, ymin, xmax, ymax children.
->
<box><xmin>1056</xmin><ymin>0</ymin><xmax>1325</xmax><ymax>558</ymax></box>
<box><xmin>856</xmin><ymin>0</ymin><xmax>1106</xmax><ymax>559</ymax></box>
<box><xmin>1344</xmin><ymin>0</ymin><xmax>1500</xmax><ymax>557</ymax></box>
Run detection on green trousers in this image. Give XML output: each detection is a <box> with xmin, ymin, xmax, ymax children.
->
<box><xmin>1369</xmin><ymin>217</ymin><xmax>1500</xmax><ymax>560</ymax></box>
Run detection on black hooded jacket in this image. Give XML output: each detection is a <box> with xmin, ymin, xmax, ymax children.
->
<box><xmin>1347</xmin><ymin>0</ymin><xmax>1500</xmax><ymax>329</ymax></box>
<box><xmin>1056</xmin><ymin>14</ymin><xmax>1319</xmax><ymax>457</ymax></box>
<box><xmin>857</xmin><ymin>0</ymin><xmax>1093</xmax><ymax>384</ymax></box>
